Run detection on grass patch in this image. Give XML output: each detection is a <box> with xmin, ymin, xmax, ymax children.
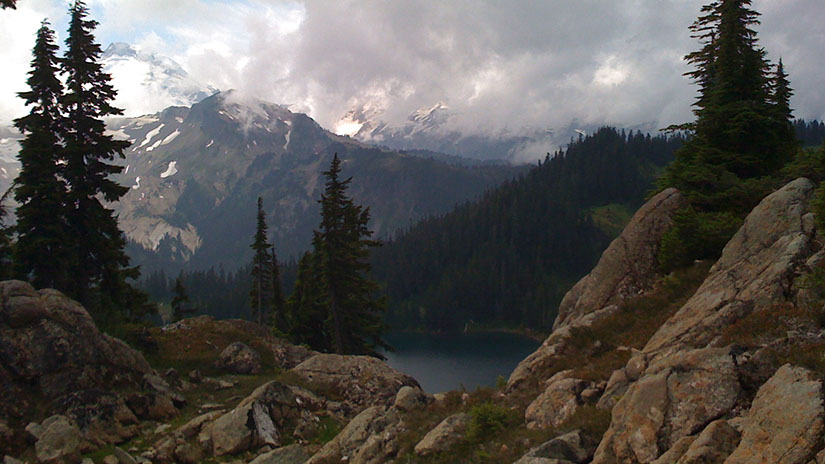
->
<box><xmin>589</xmin><ymin>203</ymin><xmax>635</xmax><ymax>238</ymax></box>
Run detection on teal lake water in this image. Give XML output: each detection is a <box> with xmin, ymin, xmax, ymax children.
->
<box><xmin>380</xmin><ymin>331</ymin><xmax>541</xmax><ymax>393</ymax></box>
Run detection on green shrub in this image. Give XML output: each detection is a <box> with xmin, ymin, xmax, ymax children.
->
<box><xmin>658</xmin><ymin>207</ymin><xmax>742</xmax><ymax>272</ymax></box>
<box><xmin>467</xmin><ymin>402</ymin><xmax>512</xmax><ymax>442</ymax></box>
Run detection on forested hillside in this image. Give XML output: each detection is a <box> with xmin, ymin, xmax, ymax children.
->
<box><xmin>371</xmin><ymin>128</ymin><xmax>684</xmax><ymax>332</ymax></box>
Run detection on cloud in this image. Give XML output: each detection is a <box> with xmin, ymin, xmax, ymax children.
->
<box><xmin>0</xmin><ymin>0</ymin><xmax>823</xmax><ymax>136</ymax></box>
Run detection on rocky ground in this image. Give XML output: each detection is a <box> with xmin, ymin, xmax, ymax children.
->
<box><xmin>3</xmin><ymin>177</ymin><xmax>825</xmax><ymax>463</ymax></box>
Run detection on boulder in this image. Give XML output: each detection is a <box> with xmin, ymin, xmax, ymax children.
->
<box><xmin>307</xmin><ymin>406</ymin><xmax>403</xmax><ymax>464</ymax></box>
<box><xmin>525</xmin><ymin>372</ymin><xmax>591</xmax><ymax>429</ymax></box>
<box><xmin>414</xmin><ymin>413</ymin><xmax>471</xmax><ymax>456</ymax></box>
<box><xmin>250</xmin><ymin>444</ymin><xmax>309</xmax><ymax>464</ymax></box>
<box><xmin>393</xmin><ymin>386</ymin><xmax>431</xmax><ymax>411</ymax></box>
<box><xmin>592</xmin><ymin>347</ymin><xmax>741</xmax><ymax>463</ymax></box>
<box><xmin>0</xmin><ymin>281</ymin><xmax>162</xmax><ymax>449</ymax></box>
<box><xmin>211</xmin><ymin>381</ymin><xmax>325</xmax><ymax>456</ymax></box>
<box><xmin>507</xmin><ymin>305</ymin><xmax>620</xmax><ymax>391</ymax></box>
<box><xmin>216</xmin><ymin>341</ymin><xmax>262</xmax><ymax>375</ymax></box>
<box><xmin>513</xmin><ymin>430</ymin><xmax>596</xmax><ymax>464</ymax></box>
<box><xmin>725</xmin><ymin>365</ymin><xmax>824</xmax><ymax>464</ymax></box>
<box><xmin>554</xmin><ymin>188</ymin><xmax>685</xmax><ymax>330</ymax></box>
<box><xmin>645</xmin><ymin>178</ymin><xmax>818</xmax><ymax>359</ymax></box>
<box><xmin>289</xmin><ymin>354</ymin><xmax>419</xmax><ymax>416</ymax></box>
<box><xmin>32</xmin><ymin>415</ymin><xmax>82</xmax><ymax>464</ymax></box>
<box><xmin>653</xmin><ymin>419</ymin><xmax>739</xmax><ymax>464</ymax></box>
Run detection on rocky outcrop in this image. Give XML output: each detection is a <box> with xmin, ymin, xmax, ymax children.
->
<box><xmin>0</xmin><ymin>281</ymin><xmax>154</xmax><ymax>418</ymax></box>
<box><xmin>592</xmin><ymin>347</ymin><xmax>742</xmax><ymax>463</ymax></box>
<box><xmin>513</xmin><ymin>430</ymin><xmax>597</xmax><ymax>464</ymax></box>
<box><xmin>525</xmin><ymin>371</ymin><xmax>598</xmax><ymax>430</ymax></box>
<box><xmin>725</xmin><ymin>365</ymin><xmax>824</xmax><ymax>464</ymax></box>
<box><xmin>0</xmin><ymin>281</ymin><xmax>181</xmax><ymax>457</ymax></box>
<box><xmin>554</xmin><ymin>188</ymin><xmax>685</xmax><ymax>330</ymax></box>
<box><xmin>644</xmin><ymin>178</ymin><xmax>818</xmax><ymax>359</ymax></box>
<box><xmin>414</xmin><ymin>413</ymin><xmax>470</xmax><ymax>456</ymax></box>
<box><xmin>215</xmin><ymin>341</ymin><xmax>262</xmax><ymax>374</ymax></box>
<box><xmin>508</xmin><ymin>189</ymin><xmax>684</xmax><ymax>392</ymax></box>
<box><xmin>289</xmin><ymin>354</ymin><xmax>419</xmax><ymax>416</ymax></box>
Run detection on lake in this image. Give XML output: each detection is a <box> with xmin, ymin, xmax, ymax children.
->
<box><xmin>380</xmin><ymin>331</ymin><xmax>541</xmax><ymax>393</ymax></box>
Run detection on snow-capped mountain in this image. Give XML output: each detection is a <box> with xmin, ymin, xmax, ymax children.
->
<box><xmin>106</xmin><ymin>91</ymin><xmax>520</xmax><ymax>271</ymax></box>
<box><xmin>336</xmin><ymin>102</ymin><xmax>550</xmax><ymax>162</ymax></box>
<box><xmin>101</xmin><ymin>42</ymin><xmax>217</xmax><ymax>117</ymax></box>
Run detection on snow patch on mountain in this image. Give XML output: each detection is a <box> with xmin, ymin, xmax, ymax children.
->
<box><xmin>160</xmin><ymin>161</ymin><xmax>178</xmax><ymax>179</ymax></box>
<box><xmin>139</xmin><ymin>124</ymin><xmax>164</xmax><ymax>148</ymax></box>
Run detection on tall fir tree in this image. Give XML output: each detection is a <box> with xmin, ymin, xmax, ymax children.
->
<box><xmin>661</xmin><ymin>0</ymin><xmax>795</xmax><ymax>212</ymax></box>
<box><xmin>1</xmin><ymin>0</ymin><xmax>16</xmax><ymax>9</ymax></box>
<box><xmin>657</xmin><ymin>0</ymin><xmax>798</xmax><ymax>269</ymax></box>
<box><xmin>270</xmin><ymin>247</ymin><xmax>286</xmax><ymax>331</ymax></box>
<box><xmin>171</xmin><ymin>274</ymin><xmax>191</xmax><ymax>322</ymax></box>
<box><xmin>286</xmin><ymin>251</ymin><xmax>329</xmax><ymax>350</ymax></box>
<box><xmin>13</xmin><ymin>20</ymin><xmax>71</xmax><ymax>289</ymax></box>
<box><xmin>0</xmin><ymin>187</ymin><xmax>13</xmax><ymax>280</ymax></box>
<box><xmin>61</xmin><ymin>1</ymin><xmax>143</xmax><ymax>317</ymax></box>
<box><xmin>312</xmin><ymin>154</ymin><xmax>388</xmax><ymax>357</ymax></box>
<box><xmin>250</xmin><ymin>197</ymin><xmax>273</xmax><ymax>326</ymax></box>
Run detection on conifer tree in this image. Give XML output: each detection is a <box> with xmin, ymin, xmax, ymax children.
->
<box><xmin>1</xmin><ymin>0</ymin><xmax>17</xmax><ymax>9</ymax></box>
<box><xmin>250</xmin><ymin>197</ymin><xmax>273</xmax><ymax>326</ymax></box>
<box><xmin>312</xmin><ymin>154</ymin><xmax>388</xmax><ymax>357</ymax></box>
<box><xmin>0</xmin><ymin>187</ymin><xmax>13</xmax><ymax>280</ymax></box>
<box><xmin>61</xmin><ymin>0</ymin><xmax>137</xmax><ymax>314</ymax></box>
<box><xmin>270</xmin><ymin>247</ymin><xmax>286</xmax><ymax>331</ymax></box>
<box><xmin>171</xmin><ymin>274</ymin><xmax>190</xmax><ymax>322</ymax></box>
<box><xmin>13</xmin><ymin>21</ymin><xmax>70</xmax><ymax>289</ymax></box>
<box><xmin>286</xmin><ymin>251</ymin><xmax>329</xmax><ymax>349</ymax></box>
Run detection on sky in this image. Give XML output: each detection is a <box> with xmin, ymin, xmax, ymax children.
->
<box><xmin>1</xmin><ymin>0</ymin><xmax>824</xmax><ymax>141</ymax></box>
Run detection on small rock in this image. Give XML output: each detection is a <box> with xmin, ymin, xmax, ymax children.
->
<box><xmin>188</xmin><ymin>369</ymin><xmax>202</xmax><ymax>383</ymax></box>
<box><xmin>33</xmin><ymin>415</ymin><xmax>82</xmax><ymax>464</ymax></box>
<box><xmin>113</xmin><ymin>446</ymin><xmax>138</xmax><ymax>464</ymax></box>
<box><xmin>174</xmin><ymin>442</ymin><xmax>203</xmax><ymax>464</ymax></box>
<box><xmin>3</xmin><ymin>456</ymin><xmax>24</xmax><ymax>464</ymax></box>
<box><xmin>103</xmin><ymin>456</ymin><xmax>119</xmax><ymax>464</ymax></box>
<box><xmin>514</xmin><ymin>430</ymin><xmax>596</xmax><ymax>464</ymax></box>
<box><xmin>250</xmin><ymin>444</ymin><xmax>309</xmax><ymax>464</ymax></box>
<box><xmin>215</xmin><ymin>341</ymin><xmax>262</xmax><ymax>374</ymax></box>
<box><xmin>154</xmin><ymin>423</ymin><xmax>171</xmax><ymax>435</ymax></box>
<box><xmin>580</xmin><ymin>387</ymin><xmax>601</xmax><ymax>404</ymax></box>
<box><xmin>414</xmin><ymin>413</ymin><xmax>471</xmax><ymax>456</ymax></box>
<box><xmin>525</xmin><ymin>377</ymin><xmax>589</xmax><ymax>429</ymax></box>
<box><xmin>393</xmin><ymin>386</ymin><xmax>430</xmax><ymax>411</ymax></box>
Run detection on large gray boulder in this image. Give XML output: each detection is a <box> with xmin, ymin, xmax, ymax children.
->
<box><xmin>0</xmin><ymin>282</ymin><xmax>154</xmax><ymax>419</ymax></box>
<box><xmin>645</xmin><ymin>178</ymin><xmax>818</xmax><ymax>359</ymax></box>
<box><xmin>215</xmin><ymin>341</ymin><xmax>262</xmax><ymax>374</ymax></box>
<box><xmin>725</xmin><ymin>365</ymin><xmax>824</xmax><ymax>464</ymax></box>
<box><xmin>592</xmin><ymin>347</ymin><xmax>741</xmax><ymax>463</ymax></box>
<box><xmin>289</xmin><ymin>354</ymin><xmax>419</xmax><ymax>416</ymax></box>
<box><xmin>554</xmin><ymin>188</ymin><xmax>685</xmax><ymax>330</ymax></box>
